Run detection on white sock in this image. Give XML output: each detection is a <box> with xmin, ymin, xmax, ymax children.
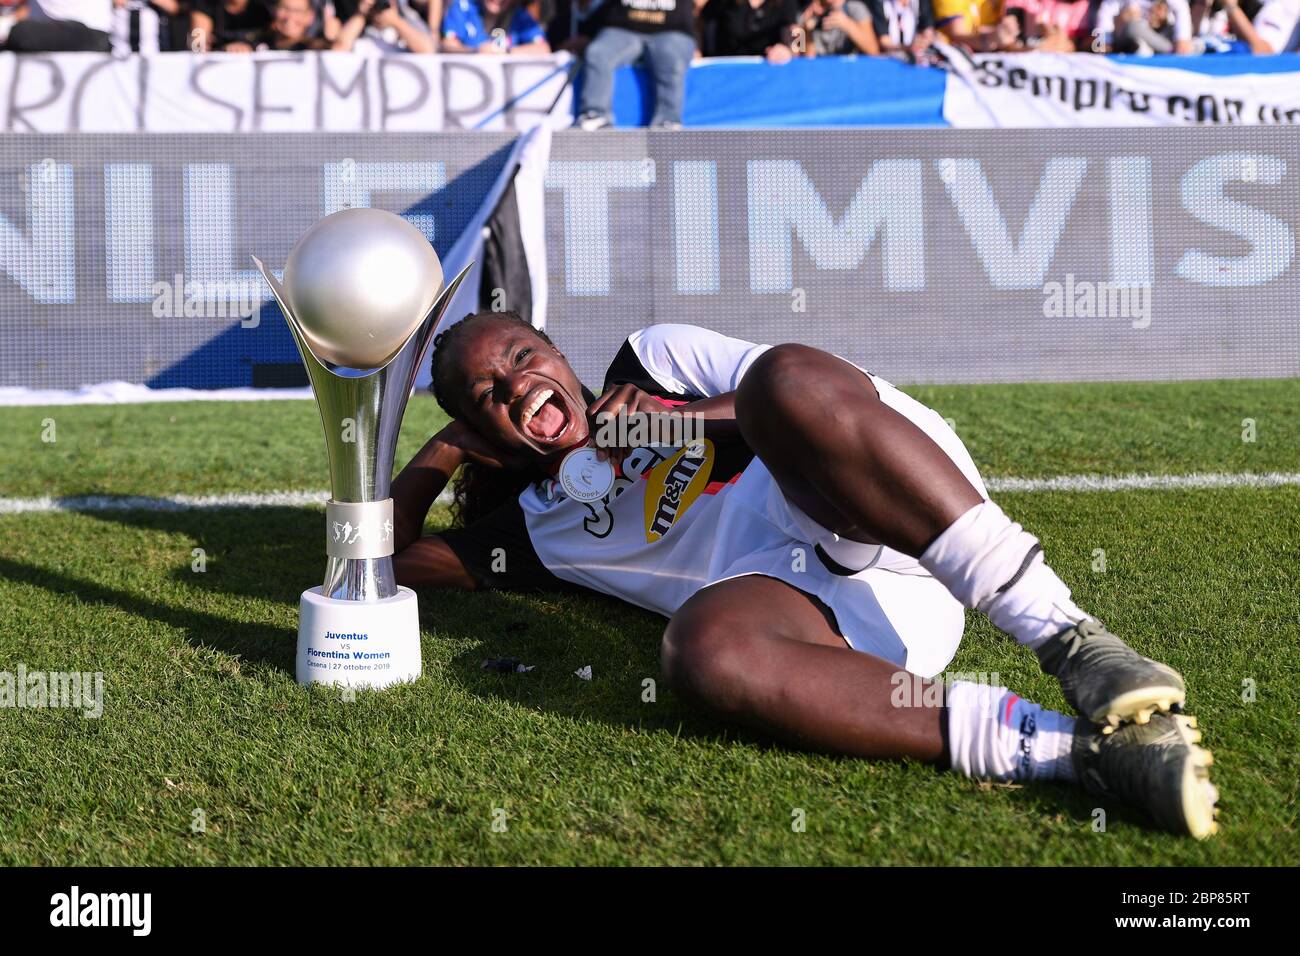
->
<box><xmin>946</xmin><ymin>681</ymin><xmax>1077</xmax><ymax>783</ymax></box>
<box><xmin>919</xmin><ymin>500</ymin><xmax>1089</xmax><ymax>648</ymax></box>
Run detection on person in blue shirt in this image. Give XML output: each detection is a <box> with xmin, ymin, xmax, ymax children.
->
<box><xmin>441</xmin><ymin>0</ymin><xmax>550</xmax><ymax>51</ymax></box>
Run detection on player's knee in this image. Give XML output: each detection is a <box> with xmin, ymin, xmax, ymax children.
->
<box><xmin>660</xmin><ymin>613</ymin><xmax>747</xmax><ymax>704</ymax></box>
<box><xmin>737</xmin><ymin>345</ymin><xmax>821</xmax><ymax>437</ymax></box>
<box><xmin>738</xmin><ymin>344</ymin><xmax>872</xmax><ymax>449</ymax></box>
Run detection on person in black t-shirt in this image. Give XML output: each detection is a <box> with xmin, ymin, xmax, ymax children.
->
<box><xmin>190</xmin><ymin>0</ymin><xmax>274</xmax><ymax>50</ymax></box>
<box><xmin>575</xmin><ymin>0</ymin><xmax>698</xmax><ymax>130</ymax></box>
<box><xmin>863</xmin><ymin>0</ymin><xmax>935</xmax><ymax>54</ymax></box>
<box><xmin>230</xmin><ymin>0</ymin><xmax>331</xmax><ymax>50</ymax></box>
<box><xmin>700</xmin><ymin>0</ymin><xmax>799</xmax><ymax>60</ymax></box>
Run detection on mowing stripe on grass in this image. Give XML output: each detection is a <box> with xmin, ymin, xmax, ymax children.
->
<box><xmin>1</xmin><ymin>471</ymin><xmax>1298</xmax><ymax>515</ymax></box>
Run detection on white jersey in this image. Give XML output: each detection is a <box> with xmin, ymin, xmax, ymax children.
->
<box><xmin>1254</xmin><ymin>0</ymin><xmax>1300</xmax><ymax>52</ymax></box>
<box><xmin>439</xmin><ymin>324</ymin><xmax>770</xmax><ymax>618</ymax></box>
<box><xmin>438</xmin><ymin>325</ymin><xmax>988</xmax><ymax>669</ymax></box>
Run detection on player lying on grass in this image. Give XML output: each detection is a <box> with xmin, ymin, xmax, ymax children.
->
<box><xmin>391</xmin><ymin>313</ymin><xmax>1219</xmax><ymax>838</ymax></box>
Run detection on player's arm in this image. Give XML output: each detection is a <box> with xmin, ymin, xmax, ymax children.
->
<box><xmin>682</xmin><ymin>391</ymin><xmax>742</xmax><ymax>444</ymax></box>
<box><xmin>393</xmin><ymin>533</ymin><xmax>477</xmax><ymax>590</ymax></box>
<box><xmin>598</xmin><ymin>323</ymin><xmax>769</xmax><ymax>460</ymax></box>
<box><xmin>588</xmin><ymin>385</ymin><xmax>742</xmax><ymax>463</ymax></box>
<box><xmin>391</xmin><ymin>422</ymin><xmax>504</xmax><ymax>590</ymax></box>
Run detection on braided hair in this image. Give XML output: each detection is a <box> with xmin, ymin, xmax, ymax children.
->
<box><xmin>429</xmin><ymin>311</ymin><xmax>558</xmax><ymax>528</ymax></box>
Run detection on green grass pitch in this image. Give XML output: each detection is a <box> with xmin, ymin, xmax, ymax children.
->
<box><xmin>0</xmin><ymin>380</ymin><xmax>1296</xmax><ymax>865</ymax></box>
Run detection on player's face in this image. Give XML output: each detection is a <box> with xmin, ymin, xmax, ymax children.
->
<box><xmin>448</xmin><ymin>320</ymin><xmax>590</xmax><ymax>465</ymax></box>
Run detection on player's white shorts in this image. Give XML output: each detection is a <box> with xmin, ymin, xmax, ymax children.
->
<box><xmin>700</xmin><ymin>372</ymin><xmax>989</xmax><ymax>679</ymax></box>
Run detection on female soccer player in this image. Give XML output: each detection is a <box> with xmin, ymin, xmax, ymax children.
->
<box><xmin>391</xmin><ymin>312</ymin><xmax>1218</xmax><ymax>838</ymax></box>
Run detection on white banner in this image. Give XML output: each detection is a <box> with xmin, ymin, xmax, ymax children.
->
<box><xmin>0</xmin><ymin>51</ymin><xmax>574</xmax><ymax>133</ymax></box>
<box><xmin>943</xmin><ymin>51</ymin><xmax>1300</xmax><ymax>127</ymax></box>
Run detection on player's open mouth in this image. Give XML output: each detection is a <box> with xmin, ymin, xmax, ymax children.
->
<box><xmin>518</xmin><ymin>386</ymin><xmax>572</xmax><ymax>443</ymax></box>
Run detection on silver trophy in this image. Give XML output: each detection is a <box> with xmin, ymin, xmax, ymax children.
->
<box><xmin>253</xmin><ymin>208</ymin><xmax>469</xmax><ymax>689</ymax></box>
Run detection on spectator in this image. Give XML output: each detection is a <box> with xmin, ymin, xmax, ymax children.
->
<box><xmin>5</xmin><ymin>0</ymin><xmax>114</xmax><ymax>51</ymax></box>
<box><xmin>526</xmin><ymin>0</ymin><xmax>552</xmax><ymax>26</ymax></box>
<box><xmin>795</xmin><ymin>0</ymin><xmax>880</xmax><ymax>54</ymax></box>
<box><xmin>933</xmin><ymin>0</ymin><xmax>1004</xmax><ymax>48</ymax></box>
<box><xmin>1095</xmin><ymin>0</ymin><xmax>1197</xmax><ymax>52</ymax></box>
<box><xmin>191</xmin><ymin>0</ymin><xmax>274</xmax><ymax>50</ymax></box>
<box><xmin>224</xmin><ymin>0</ymin><xmax>331</xmax><ymax>48</ymax></box>
<box><xmin>574</xmin><ymin>0</ymin><xmax>696</xmax><ymax>129</ymax></box>
<box><xmin>1005</xmin><ymin>0</ymin><xmax>1092</xmax><ymax>50</ymax></box>
<box><xmin>1221</xmin><ymin>0</ymin><xmax>1299</xmax><ymax>50</ymax></box>
<box><xmin>0</xmin><ymin>1</ymin><xmax>18</xmax><ymax>46</ymax></box>
<box><xmin>993</xmin><ymin>4</ymin><xmax>1027</xmax><ymax>44</ymax></box>
<box><xmin>404</xmin><ymin>0</ymin><xmax>444</xmax><ymax>42</ymax></box>
<box><xmin>701</xmin><ymin>0</ymin><xmax>801</xmax><ymax>61</ymax></box>
<box><xmin>110</xmin><ymin>0</ymin><xmax>185</xmax><ymax>53</ymax></box>
<box><xmin>334</xmin><ymin>0</ymin><xmax>435</xmax><ymax>50</ymax></box>
<box><xmin>547</xmin><ymin>0</ymin><xmax>604</xmax><ymax>52</ymax></box>
<box><xmin>865</xmin><ymin>0</ymin><xmax>936</xmax><ymax>52</ymax></box>
<box><xmin>440</xmin><ymin>0</ymin><xmax>549</xmax><ymax>51</ymax></box>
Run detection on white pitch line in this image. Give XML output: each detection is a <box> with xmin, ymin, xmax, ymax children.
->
<box><xmin>0</xmin><ymin>490</ymin><xmax>331</xmax><ymax>515</ymax></box>
<box><xmin>985</xmin><ymin>471</ymin><xmax>1300</xmax><ymax>493</ymax></box>
<box><xmin>1</xmin><ymin>473</ymin><xmax>1297</xmax><ymax>516</ymax></box>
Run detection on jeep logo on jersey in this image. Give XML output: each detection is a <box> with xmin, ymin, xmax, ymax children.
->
<box><xmin>643</xmin><ymin>440</ymin><xmax>715</xmax><ymax>543</ymax></box>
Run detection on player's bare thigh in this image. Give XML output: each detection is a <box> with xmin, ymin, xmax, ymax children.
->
<box><xmin>734</xmin><ymin>344</ymin><xmax>883</xmax><ymax>543</ymax></box>
<box><xmin>659</xmin><ymin>574</ymin><xmax>947</xmax><ymax>760</ymax></box>
<box><xmin>735</xmin><ymin>343</ymin><xmax>982</xmax><ymax>555</ymax></box>
<box><xmin>661</xmin><ymin>574</ymin><xmax>846</xmax><ymax>696</ymax></box>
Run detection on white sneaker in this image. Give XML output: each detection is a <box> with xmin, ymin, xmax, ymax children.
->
<box><xmin>575</xmin><ymin>111</ymin><xmax>611</xmax><ymax>131</ymax></box>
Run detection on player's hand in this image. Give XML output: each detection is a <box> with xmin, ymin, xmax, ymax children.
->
<box><xmin>586</xmin><ymin>383</ymin><xmax>667</xmax><ymax>466</ymax></box>
<box><xmin>434</xmin><ymin>420</ymin><xmax>506</xmax><ymax>469</ymax></box>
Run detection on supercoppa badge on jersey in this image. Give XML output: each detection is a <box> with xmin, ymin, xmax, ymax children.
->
<box><xmin>558</xmin><ymin>447</ymin><xmax>615</xmax><ymax>502</ymax></box>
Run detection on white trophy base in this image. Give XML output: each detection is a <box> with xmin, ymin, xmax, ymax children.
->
<box><xmin>296</xmin><ymin>586</ymin><xmax>422</xmax><ymax>689</ymax></box>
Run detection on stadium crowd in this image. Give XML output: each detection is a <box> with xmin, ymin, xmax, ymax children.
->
<box><xmin>0</xmin><ymin>0</ymin><xmax>1296</xmax><ymax>126</ymax></box>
